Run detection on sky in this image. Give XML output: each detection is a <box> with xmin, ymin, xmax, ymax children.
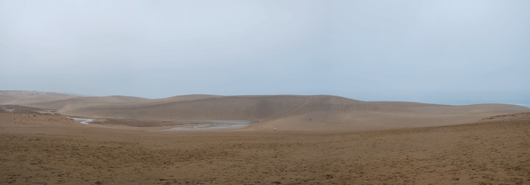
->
<box><xmin>1</xmin><ymin>0</ymin><xmax>529</xmax><ymax>106</ymax></box>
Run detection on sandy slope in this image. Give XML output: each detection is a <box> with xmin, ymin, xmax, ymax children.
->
<box><xmin>1</xmin><ymin>112</ymin><xmax>529</xmax><ymax>185</ymax></box>
<box><xmin>1</xmin><ymin>91</ymin><xmax>530</xmax><ymax>184</ymax></box>
<box><xmin>2</xmin><ymin>91</ymin><xmax>528</xmax><ymax>132</ymax></box>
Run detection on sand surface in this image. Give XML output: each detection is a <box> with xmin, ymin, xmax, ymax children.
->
<box><xmin>2</xmin><ymin>91</ymin><xmax>529</xmax><ymax>132</ymax></box>
<box><xmin>1</xmin><ymin>91</ymin><xmax>530</xmax><ymax>184</ymax></box>
<box><xmin>1</xmin><ymin>112</ymin><xmax>529</xmax><ymax>185</ymax></box>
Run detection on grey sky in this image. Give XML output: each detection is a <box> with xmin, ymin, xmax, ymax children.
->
<box><xmin>1</xmin><ymin>0</ymin><xmax>529</xmax><ymax>105</ymax></box>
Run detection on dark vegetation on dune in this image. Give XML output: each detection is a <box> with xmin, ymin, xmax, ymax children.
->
<box><xmin>481</xmin><ymin>112</ymin><xmax>530</xmax><ymax>120</ymax></box>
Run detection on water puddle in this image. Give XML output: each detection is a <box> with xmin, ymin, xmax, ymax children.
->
<box><xmin>164</xmin><ymin>120</ymin><xmax>253</xmax><ymax>131</ymax></box>
<box><xmin>68</xmin><ymin>117</ymin><xmax>94</xmax><ymax>124</ymax></box>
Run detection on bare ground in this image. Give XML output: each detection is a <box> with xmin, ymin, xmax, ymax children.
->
<box><xmin>1</xmin><ymin>112</ymin><xmax>529</xmax><ymax>185</ymax></box>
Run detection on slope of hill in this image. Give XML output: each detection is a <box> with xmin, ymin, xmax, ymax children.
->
<box><xmin>1</xmin><ymin>109</ymin><xmax>529</xmax><ymax>184</ymax></box>
<box><xmin>1</xmin><ymin>90</ymin><xmax>529</xmax><ymax>132</ymax></box>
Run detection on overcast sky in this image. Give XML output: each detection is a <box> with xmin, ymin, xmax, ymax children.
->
<box><xmin>1</xmin><ymin>0</ymin><xmax>529</xmax><ymax>105</ymax></box>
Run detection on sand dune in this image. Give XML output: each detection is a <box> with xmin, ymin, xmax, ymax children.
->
<box><xmin>1</xmin><ymin>90</ymin><xmax>529</xmax><ymax>132</ymax></box>
<box><xmin>1</xmin><ymin>111</ymin><xmax>529</xmax><ymax>184</ymax></box>
<box><xmin>1</xmin><ymin>90</ymin><xmax>530</xmax><ymax>184</ymax></box>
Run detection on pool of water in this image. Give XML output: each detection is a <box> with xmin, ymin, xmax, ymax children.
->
<box><xmin>68</xmin><ymin>117</ymin><xmax>94</xmax><ymax>124</ymax></box>
<box><xmin>164</xmin><ymin>120</ymin><xmax>254</xmax><ymax>131</ymax></box>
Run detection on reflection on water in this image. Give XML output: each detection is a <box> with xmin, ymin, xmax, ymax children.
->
<box><xmin>164</xmin><ymin>120</ymin><xmax>253</xmax><ymax>131</ymax></box>
<box><xmin>68</xmin><ymin>117</ymin><xmax>94</xmax><ymax>124</ymax></box>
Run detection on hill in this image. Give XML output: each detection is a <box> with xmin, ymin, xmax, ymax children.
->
<box><xmin>1</xmin><ymin>90</ymin><xmax>529</xmax><ymax>132</ymax></box>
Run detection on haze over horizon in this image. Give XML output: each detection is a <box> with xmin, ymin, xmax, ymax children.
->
<box><xmin>1</xmin><ymin>0</ymin><xmax>529</xmax><ymax>106</ymax></box>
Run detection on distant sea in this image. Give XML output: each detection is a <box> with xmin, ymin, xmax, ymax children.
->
<box><xmin>438</xmin><ymin>102</ymin><xmax>530</xmax><ymax>109</ymax></box>
<box><xmin>514</xmin><ymin>104</ymin><xmax>530</xmax><ymax>108</ymax></box>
